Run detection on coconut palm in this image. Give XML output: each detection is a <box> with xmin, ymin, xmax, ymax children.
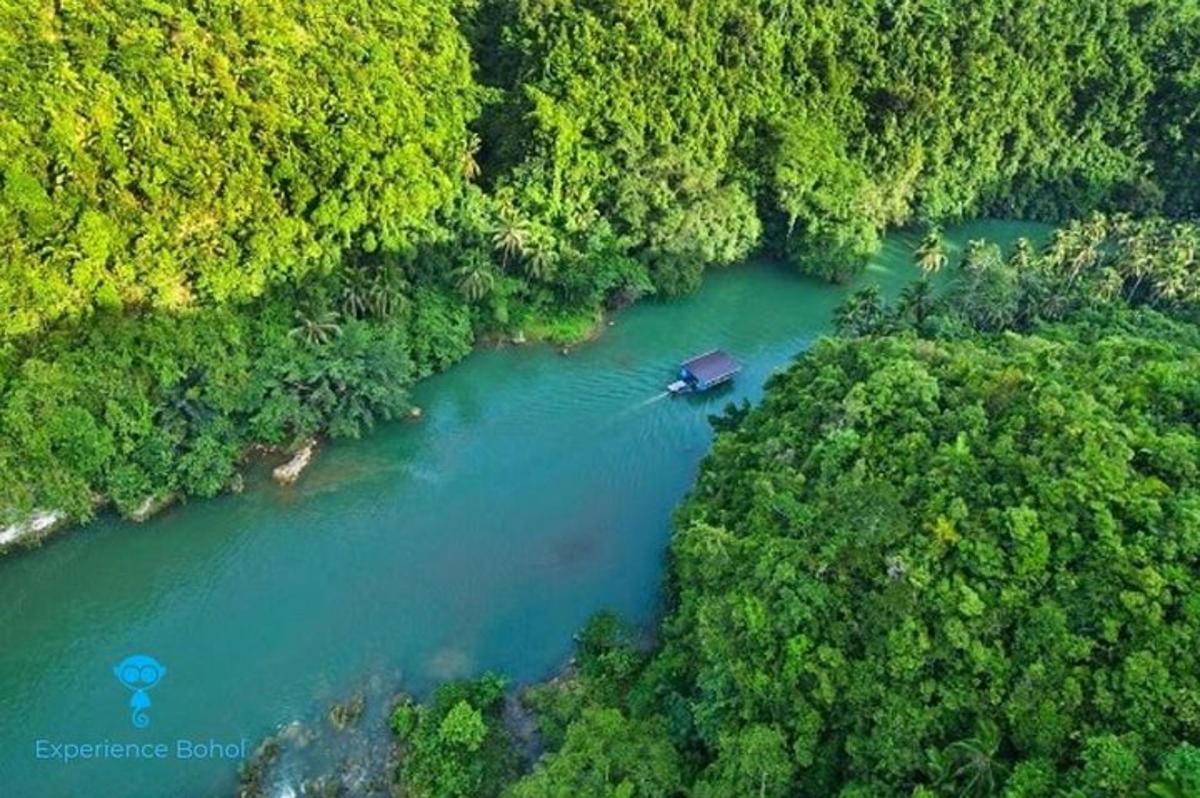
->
<box><xmin>492</xmin><ymin>205</ymin><xmax>531</xmax><ymax>268</ymax></box>
<box><xmin>1046</xmin><ymin>226</ymin><xmax>1079</xmax><ymax>272</ymax></box>
<box><xmin>289</xmin><ymin>310</ymin><xmax>342</xmax><ymax>347</ymax></box>
<box><xmin>1008</xmin><ymin>237</ymin><xmax>1035</xmax><ymax>271</ymax></box>
<box><xmin>897</xmin><ymin>277</ymin><xmax>936</xmax><ymax>328</ymax></box>
<box><xmin>339</xmin><ymin>268</ymin><xmax>373</xmax><ymax>320</ymax></box>
<box><xmin>1156</xmin><ymin>225</ymin><xmax>1198</xmax><ymax>303</ymax></box>
<box><xmin>453</xmin><ymin>252</ymin><xmax>496</xmax><ymax>303</ymax></box>
<box><xmin>461</xmin><ymin>133</ymin><xmax>482</xmax><ymax>181</ymax></box>
<box><xmin>339</xmin><ymin>264</ymin><xmax>407</xmax><ymax>321</ymax></box>
<box><xmin>914</xmin><ymin>226</ymin><xmax>948</xmax><ymax>276</ymax></box>
<box><xmin>939</xmin><ymin>722</ymin><xmax>1005</xmax><ymax>798</ymax></box>
<box><xmin>962</xmin><ymin>239</ymin><xmax>1001</xmax><ymax>273</ymax></box>
<box><xmin>1118</xmin><ymin>225</ymin><xmax>1157</xmax><ymax>303</ymax></box>
<box><xmin>1064</xmin><ymin>214</ymin><xmax>1109</xmax><ymax>287</ymax></box>
<box><xmin>834</xmin><ymin>285</ymin><xmax>885</xmax><ymax>337</ymax></box>
<box><xmin>367</xmin><ymin>269</ymin><xmax>407</xmax><ymax>320</ymax></box>
<box><xmin>523</xmin><ymin>228</ymin><xmax>558</xmax><ymax>281</ymax></box>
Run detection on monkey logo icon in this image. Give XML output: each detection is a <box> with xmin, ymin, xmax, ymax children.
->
<box><xmin>113</xmin><ymin>655</ymin><xmax>166</xmax><ymax>728</ymax></box>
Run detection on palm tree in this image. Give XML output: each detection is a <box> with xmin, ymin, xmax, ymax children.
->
<box><xmin>939</xmin><ymin>722</ymin><xmax>1005</xmax><ymax>798</ymax></box>
<box><xmin>914</xmin><ymin>226</ymin><xmax>948</xmax><ymax>276</ymax></box>
<box><xmin>1046</xmin><ymin>226</ymin><xmax>1079</xmax><ymax>272</ymax></box>
<box><xmin>453</xmin><ymin>252</ymin><xmax>496</xmax><ymax>303</ymax></box>
<box><xmin>963</xmin><ymin>239</ymin><xmax>1000</xmax><ymax>273</ymax></box>
<box><xmin>1064</xmin><ymin>214</ymin><xmax>1109</xmax><ymax>287</ymax></box>
<box><xmin>157</xmin><ymin>367</ymin><xmax>212</xmax><ymax>429</ymax></box>
<box><xmin>1119</xmin><ymin>226</ymin><xmax>1157</xmax><ymax>303</ymax></box>
<box><xmin>461</xmin><ymin>133</ymin><xmax>482</xmax><ymax>181</ymax></box>
<box><xmin>1008</xmin><ymin>237</ymin><xmax>1034</xmax><ymax>271</ymax></box>
<box><xmin>834</xmin><ymin>285</ymin><xmax>885</xmax><ymax>337</ymax></box>
<box><xmin>898</xmin><ymin>277</ymin><xmax>936</xmax><ymax>328</ymax></box>
<box><xmin>1158</xmin><ymin>224</ymin><xmax>1199</xmax><ymax>303</ymax></box>
<box><xmin>339</xmin><ymin>268</ymin><xmax>373</xmax><ymax>320</ymax></box>
<box><xmin>339</xmin><ymin>264</ymin><xmax>407</xmax><ymax>320</ymax></box>
<box><xmin>523</xmin><ymin>228</ymin><xmax>558</xmax><ymax>281</ymax></box>
<box><xmin>289</xmin><ymin>310</ymin><xmax>342</xmax><ymax>347</ymax></box>
<box><xmin>367</xmin><ymin>270</ymin><xmax>406</xmax><ymax>320</ymax></box>
<box><xmin>492</xmin><ymin>205</ymin><xmax>530</xmax><ymax>268</ymax></box>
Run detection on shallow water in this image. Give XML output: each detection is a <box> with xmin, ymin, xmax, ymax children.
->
<box><xmin>0</xmin><ymin>221</ymin><xmax>1048</xmax><ymax>797</ymax></box>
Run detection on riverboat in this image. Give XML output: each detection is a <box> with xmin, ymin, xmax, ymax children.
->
<box><xmin>667</xmin><ymin>350</ymin><xmax>741</xmax><ymax>395</ymax></box>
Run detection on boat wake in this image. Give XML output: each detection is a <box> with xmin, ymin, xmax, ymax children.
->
<box><xmin>634</xmin><ymin>391</ymin><xmax>670</xmax><ymax>409</ymax></box>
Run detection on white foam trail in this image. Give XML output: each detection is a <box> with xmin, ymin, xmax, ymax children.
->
<box><xmin>634</xmin><ymin>392</ymin><xmax>670</xmax><ymax>408</ymax></box>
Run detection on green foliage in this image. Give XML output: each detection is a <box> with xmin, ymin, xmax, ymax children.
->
<box><xmin>651</xmin><ymin>307</ymin><xmax>1200</xmax><ymax>795</ymax></box>
<box><xmin>1149</xmin><ymin>743</ymin><xmax>1200</xmax><ymax>798</ymax></box>
<box><xmin>0</xmin><ymin>279</ymin><xmax>449</xmax><ymax>525</ymax></box>
<box><xmin>0</xmin><ymin>0</ymin><xmax>477</xmax><ymax>338</ymax></box>
<box><xmin>4</xmin><ymin>0</ymin><xmax>1199</xmax><ymax>536</ymax></box>
<box><xmin>691</xmin><ymin>724</ymin><xmax>794</xmax><ymax>798</ymax></box>
<box><xmin>389</xmin><ymin>698</ymin><xmax>419</xmax><ymax>741</ymax></box>
<box><xmin>505</xmin><ymin>708</ymin><xmax>682</xmax><ymax>798</ymax></box>
<box><xmin>521</xmin><ymin>612</ymin><xmax>649</xmax><ymax>752</ymax></box>
<box><xmin>487</xmin><ymin>220</ymin><xmax>1200</xmax><ymax>797</ymax></box>
<box><xmin>487</xmin><ymin>0</ymin><xmax>1200</xmax><ymax>283</ymax></box>
<box><xmin>833</xmin><ymin>285</ymin><xmax>888</xmax><ymax>337</ymax></box>
<box><xmin>397</xmin><ymin>674</ymin><xmax>519</xmax><ymax>798</ymax></box>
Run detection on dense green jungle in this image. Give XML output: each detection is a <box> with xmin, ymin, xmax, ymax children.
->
<box><xmin>3</xmin><ymin>1</ymin><xmax>1200</xmax><ymax>796</ymax></box>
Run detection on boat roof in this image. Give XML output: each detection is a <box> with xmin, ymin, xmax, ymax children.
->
<box><xmin>682</xmin><ymin>350</ymin><xmax>740</xmax><ymax>383</ymax></box>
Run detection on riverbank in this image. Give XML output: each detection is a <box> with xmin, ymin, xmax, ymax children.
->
<box><xmin>0</xmin><ymin>225</ymin><xmax>887</xmax><ymax>556</ymax></box>
<box><xmin>0</xmin><ymin>222</ymin><xmax>1051</xmax><ymax>798</ymax></box>
<box><xmin>0</xmin><ymin>283</ymin><xmax>624</xmax><ymax>556</ymax></box>
<box><xmin>234</xmin><ymin>217</ymin><xmax>1200</xmax><ymax>797</ymax></box>
<box><xmin>0</xmin><ymin>250</ymin><xmax>716</xmax><ymax>556</ymax></box>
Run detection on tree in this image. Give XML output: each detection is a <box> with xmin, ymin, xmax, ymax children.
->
<box><xmin>0</xmin><ymin>0</ymin><xmax>477</xmax><ymax>338</ymax></box>
<box><xmin>463</xmin><ymin>133</ymin><xmax>484</xmax><ymax>181</ymax></box>
<box><xmin>453</xmin><ymin>252</ymin><xmax>498</xmax><ymax>302</ymax></box>
<box><xmin>399</xmin><ymin>675</ymin><xmax>517</xmax><ymax>798</ymax></box>
<box><xmin>834</xmin><ymin>285</ymin><xmax>887</xmax><ymax>337</ymax></box>
<box><xmin>896</xmin><ymin>278</ymin><xmax>937</xmax><ymax>330</ymax></box>
<box><xmin>693</xmin><ymin>725</ymin><xmax>794</xmax><ymax>798</ymax></box>
<box><xmin>935</xmin><ymin>722</ymin><xmax>1006</xmax><ymax>797</ymax></box>
<box><xmin>653</xmin><ymin>310</ymin><xmax>1200</xmax><ymax>796</ymax></box>
<box><xmin>440</xmin><ymin>700</ymin><xmax>488</xmax><ymax>751</ymax></box>
<box><xmin>523</xmin><ymin>228</ymin><xmax>558</xmax><ymax>281</ymax></box>
<box><xmin>915</xmin><ymin>227</ymin><xmax>949</xmax><ymax>276</ymax></box>
<box><xmin>288</xmin><ymin>310</ymin><xmax>343</xmax><ymax>348</ymax></box>
<box><xmin>506</xmin><ymin>708</ymin><xmax>683</xmax><ymax>798</ymax></box>
<box><xmin>492</xmin><ymin>205</ymin><xmax>531</xmax><ymax>268</ymax></box>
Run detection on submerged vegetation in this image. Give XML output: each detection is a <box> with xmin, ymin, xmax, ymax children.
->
<box><xmin>3</xmin><ymin>0</ymin><xmax>1199</xmax><ymax>532</ymax></box>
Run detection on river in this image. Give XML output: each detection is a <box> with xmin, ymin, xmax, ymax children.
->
<box><xmin>0</xmin><ymin>221</ymin><xmax>1047</xmax><ymax>797</ymax></box>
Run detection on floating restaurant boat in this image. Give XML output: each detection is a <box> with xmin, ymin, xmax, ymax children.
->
<box><xmin>667</xmin><ymin>350</ymin><xmax>741</xmax><ymax>395</ymax></box>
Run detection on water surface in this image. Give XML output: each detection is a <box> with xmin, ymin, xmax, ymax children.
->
<box><xmin>0</xmin><ymin>221</ymin><xmax>1047</xmax><ymax>797</ymax></box>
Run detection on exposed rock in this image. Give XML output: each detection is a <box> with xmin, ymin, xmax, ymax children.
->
<box><xmin>228</xmin><ymin>472</ymin><xmax>245</xmax><ymax>494</ymax></box>
<box><xmin>0</xmin><ymin>509</ymin><xmax>68</xmax><ymax>550</ymax></box>
<box><xmin>328</xmin><ymin>692</ymin><xmax>366</xmax><ymax>731</ymax></box>
<box><xmin>278</xmin><ymin>720</ymin><xmax>316</xmax><ymax>748</ymax></box>
<box><xmin>512</xmin><ymin>330</ymin><xmax>527</xmax><ymax>344</ymax></box>
<box><xmin>273</xmin><ymin>440</ymin><xmax>317</xmax><ymax>486</ymax></box>
<box><xmin>129</xmin><ymin>493</ymin><xmax>176</xmax><ymax>523</ymax></box>
<box><xmin>408</xmin><ymin>406</ymin><xmax>423</xmax><ymax>420</ymax></box>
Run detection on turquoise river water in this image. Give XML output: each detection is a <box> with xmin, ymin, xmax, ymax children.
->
<box><xmin>0</xmin><ymin>222</ymin><xmax>1047</xmax><ymax>797</ymax></box>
